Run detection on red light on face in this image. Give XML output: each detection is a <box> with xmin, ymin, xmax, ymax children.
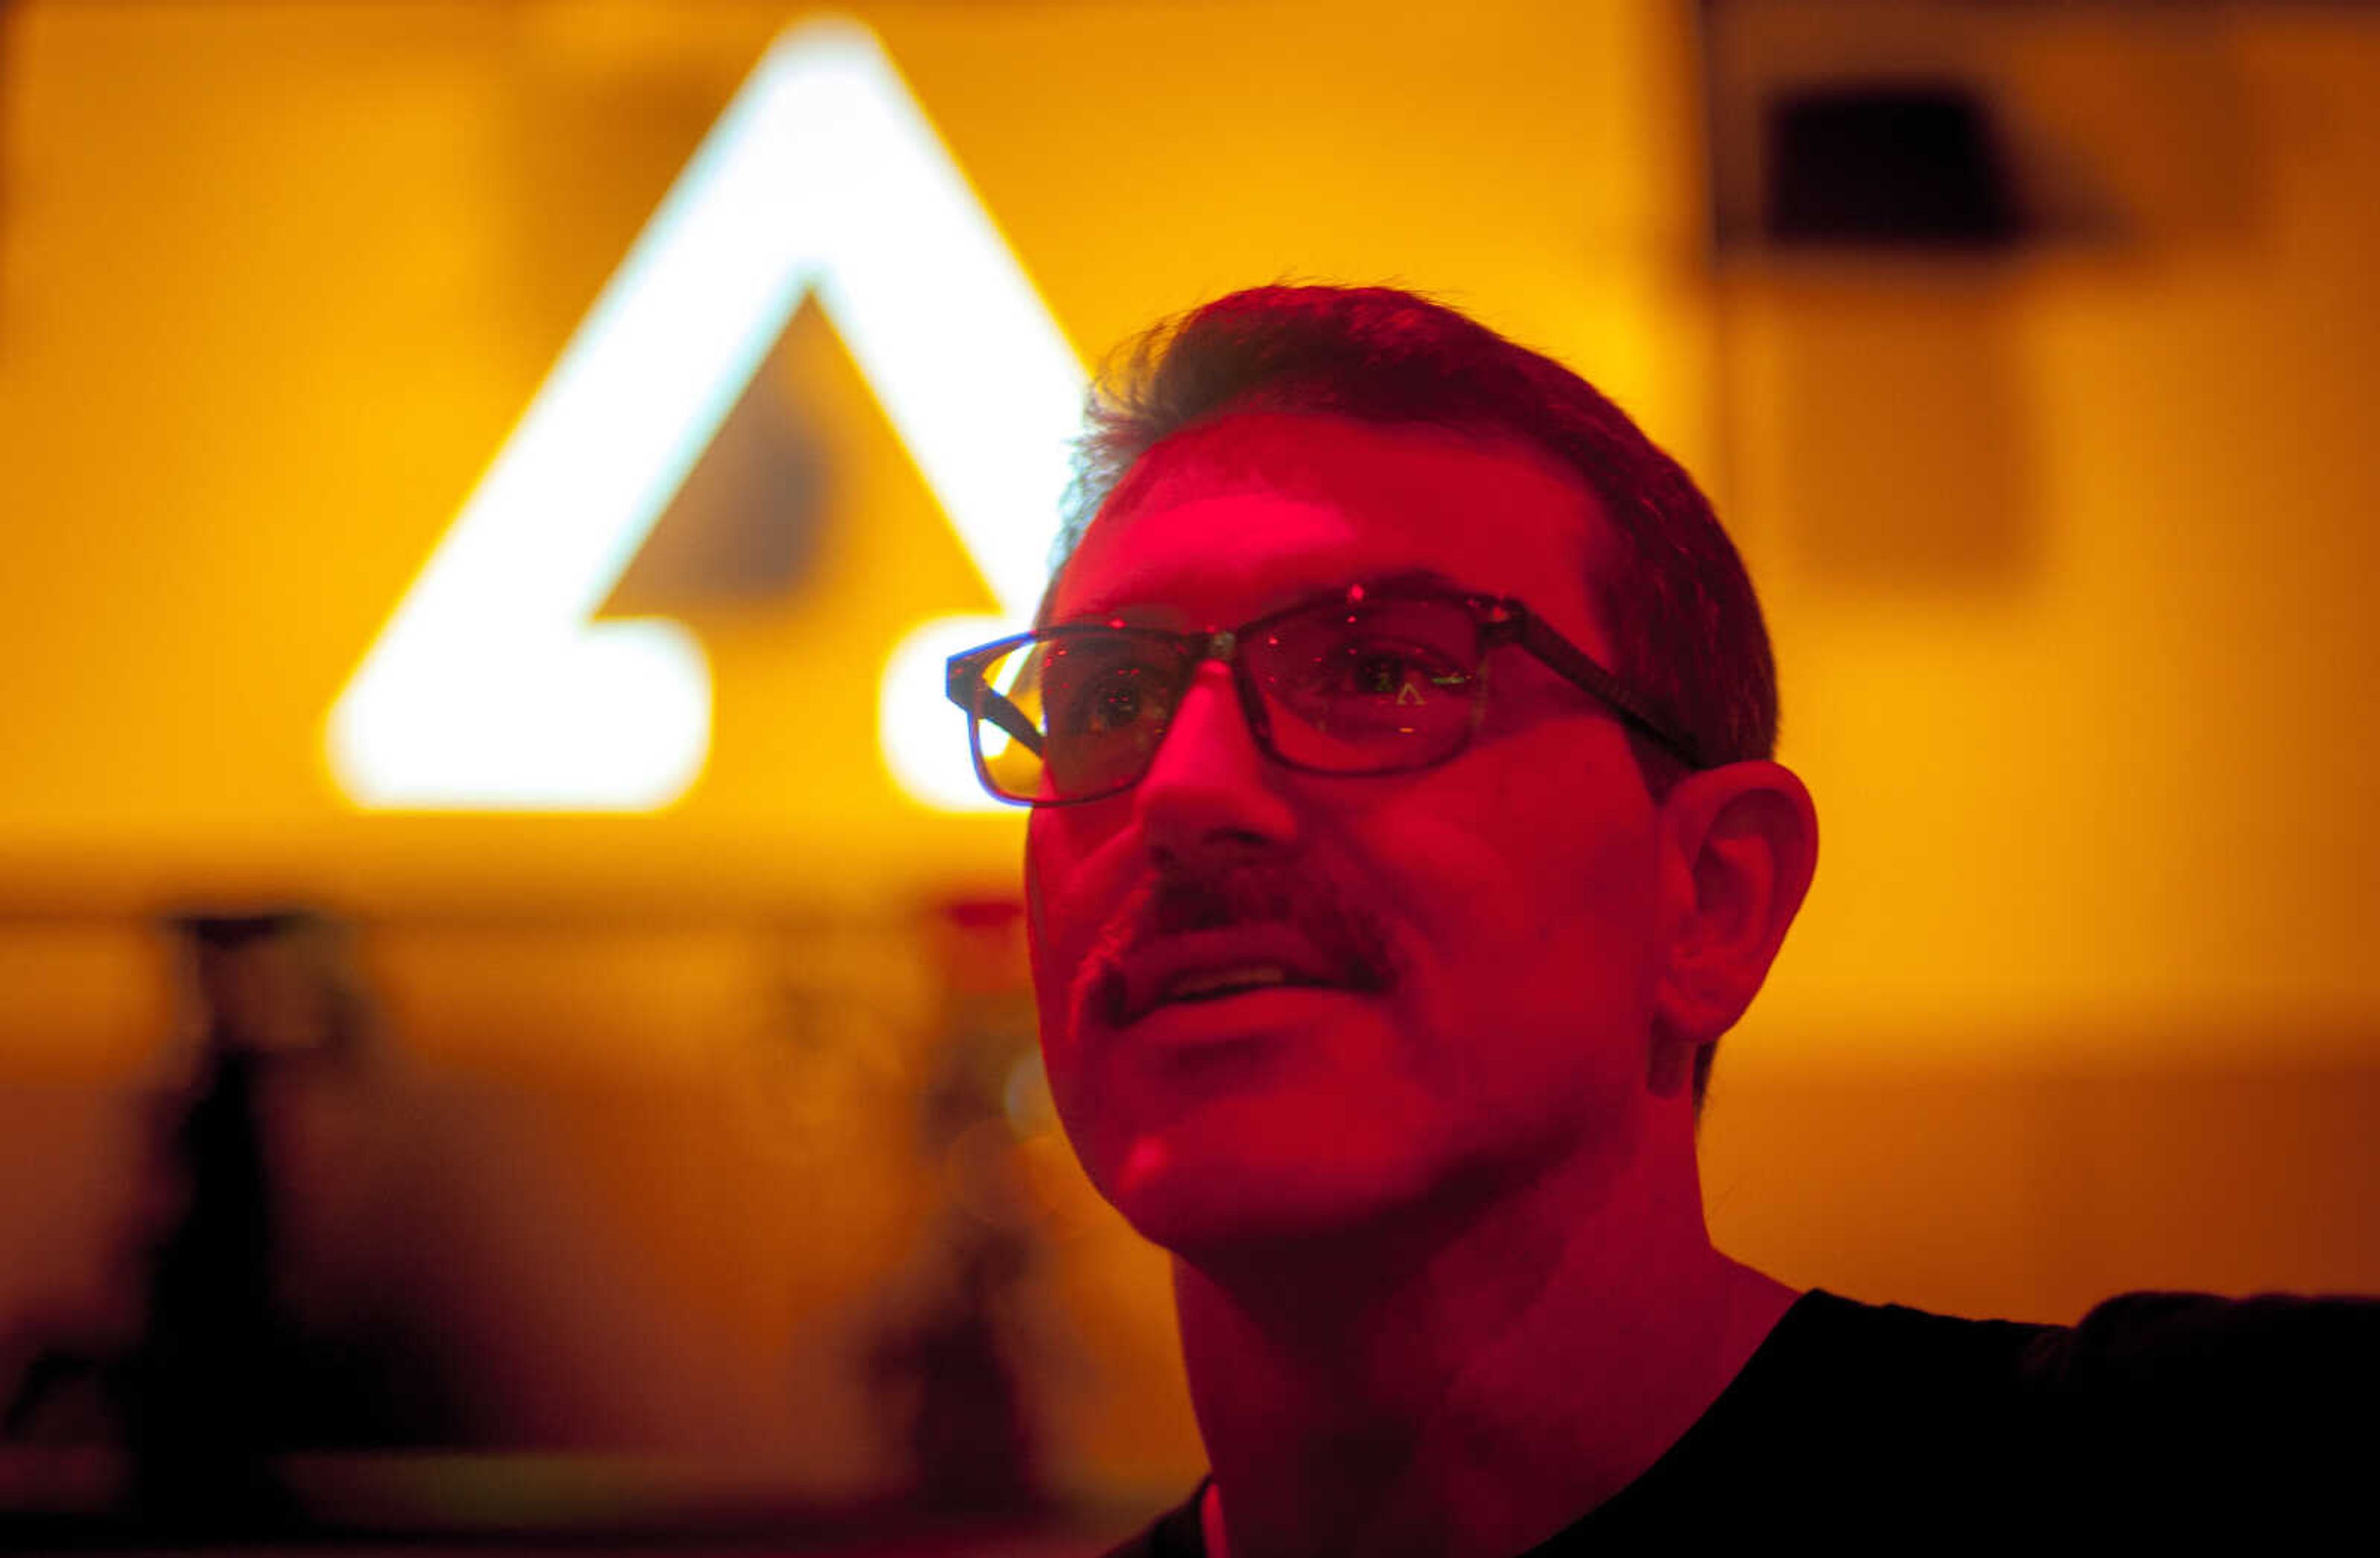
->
<box><xmin>1025</xmin><ymin>413</ymin><xmax>1664</xmax><ymax>1257</ymax></box>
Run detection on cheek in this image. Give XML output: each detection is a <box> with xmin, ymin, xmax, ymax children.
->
<box><xmin>1023</xmin><ymin>806</ymin><xmax>1127</xmax><ymax>1068</ymax></box>
<box><xmin>1023</xmin><ymin>835</ymin><xmax>1104</xmax><ymax>1174</ymax></box>
<box><xmin>1362</xmin><ymin>767</ymin><xmax>1663</xmax><ymax>1084</ymax></box>
<box><xmin>1022</xmin><ymin>825</ymin><xmax>1054</xmax><ymax>989</ymax></box>
<box><xmin>1023</xmin><ymin>821</ymin><xmax>1080</xmax><ymax>1039</ymax></box>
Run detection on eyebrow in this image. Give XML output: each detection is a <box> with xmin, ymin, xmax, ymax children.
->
<box><xmin>1059</xmin><ymin>566</ymin><xmax>1482</xmax><ymax>627</ymax></box>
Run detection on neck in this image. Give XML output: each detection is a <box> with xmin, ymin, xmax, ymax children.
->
<box><xmin>1171</xmin><ymin>1120</ymin><xmax>1797</xmax><ymax>1558</ymax></box>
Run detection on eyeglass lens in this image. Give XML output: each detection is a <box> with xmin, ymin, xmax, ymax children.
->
<box><xmin>972</xmin><ymin>596</ymin><xmax>1486</xmax><ymax>803</ymax></box>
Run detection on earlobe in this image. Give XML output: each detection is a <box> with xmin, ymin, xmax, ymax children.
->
<box><xmin>1649</xmin><ymin>761</ymin><xmax>1820</xmax><ymax>1074</ymax></box>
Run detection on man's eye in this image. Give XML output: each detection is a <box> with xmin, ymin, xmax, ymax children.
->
<box><xmin>1059</xmin><ymin>666</ymin><xmax>1165</xmax><ymax>734</ymax></box>
<box><xmin>1089</xmin><ymin>677</ymin><xmax>1143</xmax><ymax>732</ymax></box>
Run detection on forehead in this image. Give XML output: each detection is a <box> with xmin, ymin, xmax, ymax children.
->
<box><xmin>1053</xmin><ymin>412</ymin><xmax>1616</xmax><ymax>656</ymax></box>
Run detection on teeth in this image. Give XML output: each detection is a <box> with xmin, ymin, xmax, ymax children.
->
<box><xmin>1165</xmin><ymin>965</ymin><xmax>1290</xmax><ymax>1001</ymax></box>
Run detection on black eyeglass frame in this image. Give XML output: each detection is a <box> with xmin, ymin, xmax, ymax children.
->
<box><xmin>944</xmin><ymin>583</ymin><xmax>1703</xmax><ymax>807</ymax></box>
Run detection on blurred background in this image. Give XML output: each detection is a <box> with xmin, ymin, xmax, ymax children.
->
<box><xmin>1</xmin><ymin>0</ymin><xmax>2376</xmax><ymax>1549</ymax></box>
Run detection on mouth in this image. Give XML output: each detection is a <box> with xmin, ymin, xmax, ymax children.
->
<box><xmin>1098</xmin><ymin>944</ymin><xmax>1386</xmax><ymax>1029</ymax></box>
<box><xmin>1158</xmin><ymin>965</ymin><xmax>1316</xmax><ymax>1006</ymax></box>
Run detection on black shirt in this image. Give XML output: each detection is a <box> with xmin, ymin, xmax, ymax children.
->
<box><xmin>1108</xmin><ymin>1286</ymin><xmax>2380</xmax><ymax>1553</ymax></box>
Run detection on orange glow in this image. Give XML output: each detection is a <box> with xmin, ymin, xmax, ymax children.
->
<box><xmin>1</xmin><ymin>0</ymin><xmax>2376</xmax><ymax>1530</ymax></box>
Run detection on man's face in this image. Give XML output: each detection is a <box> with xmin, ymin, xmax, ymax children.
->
<box><xmin>1025</xmin><ymin>412</ymin><xmax>1670</xmax><ymax>1257</ymax></box>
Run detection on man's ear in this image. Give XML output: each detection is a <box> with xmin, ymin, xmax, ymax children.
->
<box><xmin>1646</xmin><ymin>760</ymin><xmax>1819</xmax><ymax>1096</ymax></box>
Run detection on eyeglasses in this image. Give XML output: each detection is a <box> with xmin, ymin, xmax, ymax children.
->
<box><xmin>945</xmin><ymin>582</ymin><xmax>1699</xmax><ymax>807</ymax></box>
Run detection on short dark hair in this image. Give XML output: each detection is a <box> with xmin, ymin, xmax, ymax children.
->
<box><xmin>1046</xmin><ymin>285</ymin><xmax>1778</xmax><ymax>1114</ymax></box>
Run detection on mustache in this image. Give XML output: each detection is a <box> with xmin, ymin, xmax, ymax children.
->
<box><xmin>1075</xmin><ymin>859</ymin><xmax>1401</xmax><ymax>1029</ymax></box>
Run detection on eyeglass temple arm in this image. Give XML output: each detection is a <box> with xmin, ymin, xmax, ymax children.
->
<box><xmin>947</xmin><ymin>655</ymin><xmax>1047</xmax><ymax>759</ymax></box>
<box><xmin>1513</xmin><ymin>615</ymin><xmax>1704</xmax><ymax>770</ymax></box>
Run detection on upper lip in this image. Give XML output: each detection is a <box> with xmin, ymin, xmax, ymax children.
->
<box><xmin>1107</xmin><ymin>927</ymin><xmax>1362</xmax><ymax>1027</ymax></box>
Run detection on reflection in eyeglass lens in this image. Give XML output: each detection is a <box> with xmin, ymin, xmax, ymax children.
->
<box><xmin>1256</xmin><ymin>600</ymin><xmax>1481</xmax><ymax>758</ymax></box>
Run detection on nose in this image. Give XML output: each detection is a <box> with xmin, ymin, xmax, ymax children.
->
<box><xmin>1131</xmin><ymin>661</ymin><xmax>1298</xmax><ymax>867</ymax></box>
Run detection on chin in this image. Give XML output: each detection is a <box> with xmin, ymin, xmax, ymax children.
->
<box><xmin>1091</xmin><ymin>1100</ymin><xmax>1450</xmax><ymax>1262</ymax></box>
<box><xmin>1117</xmin><ymin>1177</ymin><xmax>1414</xmax><ymax>1267</ymax></box>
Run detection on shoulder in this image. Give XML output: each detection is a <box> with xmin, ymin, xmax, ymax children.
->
<box><xmin>1771</xmin><ymin>1284</ymin><xmax>2380</xmax><ymax>1399</ymax></box>
<box><xmin>1907</xmin><ymin>1288</ymin><xmax>2378</xmax><ymax>1538</ymax></box>
<box><xmin>1567</xmin><ymin>1290</ymin><xmax>2055</xmax><ymax>1541</ymax></box>
<box><xmin>1739</xmin><ymin>1286</ymin><xmax>2059</xmax><ymax>1414</ymax></box>
<box><xmin>2021</xmin><ymin>1290</ymin><xmax>2380</xmax><ymax>1538</ymax></box>
<box><xmin>2020</xmin><ymin>1290</ymin><xmax>2380</xmax><ymax>1456</ymax></box>
<box><xmin>1567</xmin><ymin>1288</ymin><xmax>2380</xmax><ymax>1547</ymax></box>
<box><xmin>1797</xmin><ymin>1286</ymin><xmax>2380</xmax><ymax>1448</ymax></box>
<box><xmin>2029</xmin><ymin>1288</ymin><xmax>2380</xmax><ymax>1383</ymax></box>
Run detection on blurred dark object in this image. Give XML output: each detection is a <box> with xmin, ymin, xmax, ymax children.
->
<box><xmin>3</xmin><ymin>908</ymin><xmax>470</xmax><ymax>1537</ymax></box>
<box><xmin>866</xmin><ymin>1220</ymin><xmax>1045</xmax><ymax>1517</ymax></box>
<box><xmin>123</xmin><ymin>912</ymin><xmax>306</xmax><ymax>1531</ymax></box>
<box><xmin>862</xmin><ymin>900</ymin><xmax>1051</xmax><ymax>1518</ymax></box>
<box><xmin>1765</xmin><ymin>84</ymin><xmax>2020</xmax><ymax>248</ymax></box>
<box><xmin>1698</xmin><ymin>0</ymin><xmax>2266</xmax><ymax>257</ymax></box>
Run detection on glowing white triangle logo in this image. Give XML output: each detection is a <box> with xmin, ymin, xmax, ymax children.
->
<box><xmin>328</xmin><ymin>15</ymin><xmax>1081</xmax><ymax>812</ymax></box>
